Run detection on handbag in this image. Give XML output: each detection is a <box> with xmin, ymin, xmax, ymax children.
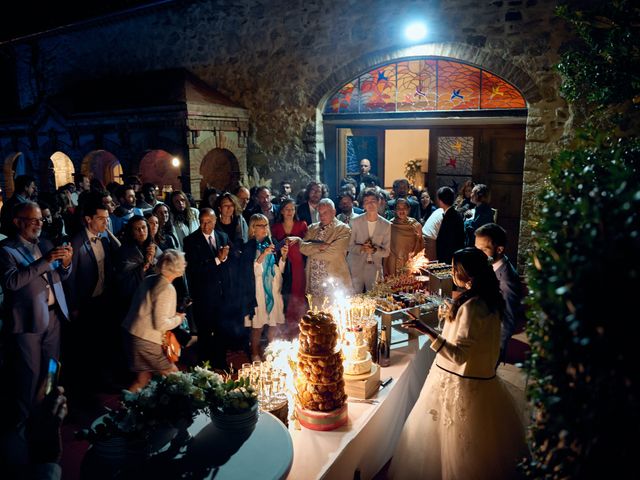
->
<box><xmin>162</xmin><ymin>330</ymin><xmax>181</xmax><ymax>363</ymax></box>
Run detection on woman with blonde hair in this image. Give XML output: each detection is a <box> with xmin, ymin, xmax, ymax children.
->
<box><xmin>122</xmin><ymin>249</ymin><xmax>187</xmax><ymax>391</ymax></box>
<box><xmin>241</xmin><ymin>214</ymin><xmax>288</xmax><ymax>361</ymax></box>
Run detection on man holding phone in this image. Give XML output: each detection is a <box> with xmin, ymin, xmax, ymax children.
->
<box><xmin>0</xmin><ymin>201</ymin><xmax>72</xmax><ymax>427</ymax></box>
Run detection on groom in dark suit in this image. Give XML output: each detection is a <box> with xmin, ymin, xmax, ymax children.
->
<box><xmin>63</xmin><ymin>199</ymin><xmax>119</xmax><ymax>394</ymax></box>
<box><xmin>184</xmin><ymin>208</ymin><xmax>230</xmax><ymax>369</ymax></box>
<box><xmin>475</xmin><ymin>223</ymin><xmax>527</xmax><ymax>363</ymax></box>
<box><xmin>0</xmin><ymin>201</ymin><xmax>73</xmax><ymax>428</ymax></box>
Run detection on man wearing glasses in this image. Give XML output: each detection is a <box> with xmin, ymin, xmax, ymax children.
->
<box><xmin>0</xmin><ymin>201</ymin><xmax>73</xmax><ymax>442</ymax></box>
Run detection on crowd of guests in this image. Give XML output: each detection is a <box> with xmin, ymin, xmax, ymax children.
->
<box><xmin>0</xmin><ymin>168</ymin><xmax>526</xmax><ymax>476</ymax></box>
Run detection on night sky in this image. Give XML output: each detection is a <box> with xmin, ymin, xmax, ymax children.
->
<box><xmin>0</xmin><ymin>0</ymin><xmax>166</xmax><ymax>43</ymax></box>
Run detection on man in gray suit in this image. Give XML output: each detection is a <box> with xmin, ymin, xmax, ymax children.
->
<box><xmin>475</xmin><ymin>223</ymin><xmax>526</xmax><ymax>363</ymax></box>
<box><xmin>348</xmin><ymin>189</ymin><xmax>391</xmax><ymax>293</ymax></box>
<box><xmin>0</xmin><ymin>201</ymin><xmax>73</xmax><ymax>427</ymax></box>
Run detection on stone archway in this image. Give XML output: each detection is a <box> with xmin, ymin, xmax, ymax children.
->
<box><xmin>50</xmin><ymin>151</ymin><xmax>75</xmax><ymax>189</ymax></box>
<box><xmin>199</xmin><ymin>148</ymin><xmax>241</xmax><ymax>194</ymax></box>
<box><xmin>81</xmin><ymin>150</ymin><xmax>123</xmax><ymax>186</ymax></box>
<box><xmin>138</xmin><ymin>149</ymin><xmax>182</xmax><ymax>192</ymax></box>
<box><xmin>314</xmin><ymin>43</ymin><xmax>561</xmax><ymax>269</ymax></box>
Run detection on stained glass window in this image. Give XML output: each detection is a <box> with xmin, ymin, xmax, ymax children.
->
<box><xmin>480</xmin><ymin>70</ymin><xmax>526</xmax><ymax>109</ymax></box>
<box><xmin>436</xmin><ymin>136</ymin><xmax>474</xmax><ymax>193</ymax></box>
<box><xmin>397</xmin><ymin>59</ymin><xmax>437</xmax><ymax>111</ymax></box>
<box><xmin>325</xmin><ymin>57</ymin><xmax>525</xmax><ymax>114</ymax></box>
<box><xmin>360</xmin><ymin>64</ymin><xmax>396</xmax><ymax>112</ymax></box>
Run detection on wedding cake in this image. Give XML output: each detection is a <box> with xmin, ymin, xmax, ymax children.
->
<box><xmin>342</xmin><ymin>328</ymin><xmax>372</xmax><ymax>376</ymax></box>
<box><xmin>295</xmin><ymin>311</ymin><xmax>348</xmax><ymax>430</ymax></box>
<box><xmin>342</xmin><ymin>326</ymin><xmax>380</xmax><ymax>400</ymax></box>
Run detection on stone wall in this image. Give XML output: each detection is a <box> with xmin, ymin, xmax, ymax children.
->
<box><xmin>7</xmin><ymin>0</ymin><xmax>572</xmax><ymax>268</ymax></box>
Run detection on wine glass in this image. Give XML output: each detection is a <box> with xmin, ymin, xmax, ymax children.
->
<box><xmin>437</xmin><ymin>300</ymin><xmax>450</xmax><ymax>331</ymax></box>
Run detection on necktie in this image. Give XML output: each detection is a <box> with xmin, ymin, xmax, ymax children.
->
<box><xmin>91</xmin><ymin>236</ymin><xmax>99</xmax><ymax>243</ymax></box>
<box><xmin>209</xmin><ymin>235</ymin><xmax>216</xmax><ymax>251</ymax></box>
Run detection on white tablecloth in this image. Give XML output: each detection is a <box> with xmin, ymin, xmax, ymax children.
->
<box><xmin>287</xmin><ymin>335</ymin><xmax>435</xmax><ymax>480</ymax></box>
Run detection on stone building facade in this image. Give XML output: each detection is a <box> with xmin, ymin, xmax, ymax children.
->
<box><xmin>0</xmin><ymin>0</ymin><xmax>571</xmax><ymax>267</ymax></box>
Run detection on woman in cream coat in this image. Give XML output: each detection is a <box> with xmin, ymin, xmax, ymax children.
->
<box><xmin>389</xmin><ymin>247</ymin><xmax>526</xmax><ymax>479</ymax></box>
<box><xmin>122</xmin><ymin>249</ymin><xmax>187</xmax><ymax>391</ymax></box>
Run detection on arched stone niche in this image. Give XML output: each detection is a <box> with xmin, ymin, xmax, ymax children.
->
<box><xmin>138</xmin><ymin>149</ymin><xmax>182</xmax><ymax>192</ymax></box>
<box><xmin>81</xmin><ymin>150</ymin><xmax>124</xmax><ymax>186</ymax></box>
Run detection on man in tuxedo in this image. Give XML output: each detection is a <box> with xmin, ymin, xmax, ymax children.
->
<box><xmin>354</xmin><ymin>158</ymin><xmax>381</xmax><ymax>197</ymax></box>
<box><xmin>63</xmin><ymin>199</ymin><xmax>119</xmax><ymax>394</ymax></box>
<box><xmin>348</xmin><ymin>189</ymin><xmax>391</xmax><ymax>293</ymax></box>
<box><xmin>0</xmin><ymin>201</ymin><xmax>73</xmax><ymax>428</ymax></box>
<box><xmin>475</xmin><ymin>223</ymin><xmax>527</xmax><ymax>363</ymax></box>
<box><xmin>435</xmin><ymin>186</ymin><xmax>465</xmax><ymax>264</ymax></box>
<box><xmin>183</xmin><ymin>208</ymin><xmax>230</xmax><ymax>369</ymax></box>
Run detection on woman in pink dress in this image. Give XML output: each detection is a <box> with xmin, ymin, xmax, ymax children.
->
<box><xmin>271</xmin><ymin>198</ymin><xmax>308</xmax><ymax>338</ymax></box>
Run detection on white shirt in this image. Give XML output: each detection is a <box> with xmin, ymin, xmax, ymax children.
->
<box><xmin>310</xmin><ymin>205</ymin><xmax>319</xmax><ymax>224</ymax></box>
<box><xmin>202</xmin><ymin>231</ymin><xmax>226</xmax><ymax>265</ymax></box>
<box><xmin>492</xmin><ymin>257</ymin><xmax>505</xmax><ymax>272</ymax></box>
<box><xmin>86</xmin><ymin>228</ymin><xmax>106</xmax><ymax>297</ymax></box>
<box><xmin>367</xmin><ymin>219</ymin><xmax>377</xmax><ymax>238</ymax></box>
<box><xmin>422</xmin><ymin>208</ymin><xmax>444</xmax><ymax>239</ymax></box>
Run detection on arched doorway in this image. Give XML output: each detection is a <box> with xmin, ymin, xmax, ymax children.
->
<box><xmin>138</xmin><ymin>149</ymin><xmax>182</xmax><ymax>193</ymax></box>
<box><xmin>81</xmin><ymin>150</ymin><xmax>123</xmax><ymax>186</ymax></box>
<box><xmin>2</xmin><ymin>152</ymin><xmax>27</xmax><ymax>200</ymax></box>
<box><xmin>199</xmin><ymin>148</ymin><xmax>240</xmax><ymax>194</ymax></box>
<box><xmin>50</xmin><ymin>151</ymin><xmax>75</xmax><ymax>189</ymax></box>
<box><xmin>321</xmin><ymin>56</ymin><xmax>527</xmax><ymax>261</ymax></box>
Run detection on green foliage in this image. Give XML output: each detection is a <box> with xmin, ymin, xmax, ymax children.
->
<box><xmin>524</xmin><ymin>1</ymin><xmax>640</xmax><ymax>477</ymax></box>
<box><xmin>556</xmin><ymin>0</ymin><xmax>640</xmax><ymax>133</ymax></box>
<box><xmin>404</xmin><ymin>158</ymin><xmax>423</xmax><ymax>185</ymax></box>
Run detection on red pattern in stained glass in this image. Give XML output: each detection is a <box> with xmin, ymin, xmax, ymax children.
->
<box><xmin>360</xmin><ymin>64</ymin><xmax>396</xmax><ymax>112</ymax></box>
<box><xmin>480</xmin><ymin>70</ymin><xmax>526</xmax><ymax>109</ymax></box>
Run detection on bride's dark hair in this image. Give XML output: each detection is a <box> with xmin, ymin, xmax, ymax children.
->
<box><xmin>448</xmin><ymin>247</ymin><xmax>505</xmax><ymax>321</ymax></box>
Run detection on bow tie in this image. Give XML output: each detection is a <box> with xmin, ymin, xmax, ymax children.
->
<box><xmin>91</xmin><ymin>236</ymin><xmax>100</xmax><ymax>243</ymax></box>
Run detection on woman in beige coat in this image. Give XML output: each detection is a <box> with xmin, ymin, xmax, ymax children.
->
<box><xmin>122</xmin><ymin>249</ymin><xmax>187</xmax><ymax>391</ymax></box>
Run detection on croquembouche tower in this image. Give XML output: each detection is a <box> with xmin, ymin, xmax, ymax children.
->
<box><xmin>295</xmin><ymin>310</ymin><xmax>348</xmax><ymax>430</ymax></box>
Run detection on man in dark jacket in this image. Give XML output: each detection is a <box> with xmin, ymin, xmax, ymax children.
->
<box><xmin>475</xmin><ymin>223</ymin><xmax>527</xmax><ymax>363</ymax></box>
<box><xmin>0</xmin><ymin>201</ymin><xmax>72</xmax><ymax>427</ymax></box>
<box><xmin>183</xmin><ymin>208</ymin><xmax>230</xmax><ymax>369</ymax></box>
<box><xmin>435</xmin><ymin>186</ymin><xmax>464</xmax><ymax>264</ymax></box>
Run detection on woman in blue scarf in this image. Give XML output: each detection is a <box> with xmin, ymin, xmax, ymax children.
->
<box><xmin>242</xmin><ymin>214</ymin><xmax>288</xmax><ymax>361</ymax></box>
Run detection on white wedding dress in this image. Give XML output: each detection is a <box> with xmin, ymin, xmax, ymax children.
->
<box><xmin>389</xmin><ymin>296</ymin><xmax>527</xmax><ymax>480</ymax></box>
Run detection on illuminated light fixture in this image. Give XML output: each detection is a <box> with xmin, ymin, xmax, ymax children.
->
<box><xmin>404</xmin><ymin>22</ymin><xmax>428</xmax><ymax>42</ymax></box>
<box><xmin>171</xmin><ymin>157</ymin><xmax>180</xmax><ymax>167</ymax></box>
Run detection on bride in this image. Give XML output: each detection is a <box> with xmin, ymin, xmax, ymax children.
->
<box><xmin>389</xmin><ymin>247</ymin><xmax>526</xmax><ymax>479</ymax></box>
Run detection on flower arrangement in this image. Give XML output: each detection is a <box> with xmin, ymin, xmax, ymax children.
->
<box><xmin>78</xmin><ymin>367</ymin><xmax>258</xmax><ymax>442</ymax></box>
<box><xmin>205</xmin><ymin>372</ymin><xmax>258</xmax><ymax>415</ymax></box>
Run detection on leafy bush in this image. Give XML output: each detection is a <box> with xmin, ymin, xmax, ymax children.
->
<box><xmin>524</xmin><ymin>1</ymin><xmax>640</xmax><ymax>477</ymax></box>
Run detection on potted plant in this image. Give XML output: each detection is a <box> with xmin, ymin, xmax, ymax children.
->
<box><xmin>205</xmin><ymin>373</ymin><xmax>259</xmax><ymax>431</ymax></box>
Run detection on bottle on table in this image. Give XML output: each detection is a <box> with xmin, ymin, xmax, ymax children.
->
<box><xmin>378</xmin><ymin>326</ymin><xmax>390</xmax><ymax>367</ymax></box>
